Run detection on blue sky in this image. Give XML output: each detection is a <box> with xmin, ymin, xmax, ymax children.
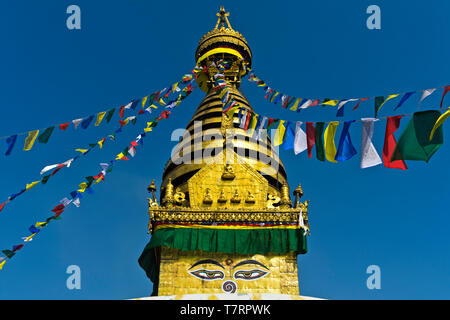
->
<box><xmin>1</xmin><ymin>0</ymin><xmax>450</xmax><ymax>299</ymax></box>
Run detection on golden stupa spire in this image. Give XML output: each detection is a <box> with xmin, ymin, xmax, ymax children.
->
<box><xmin>215</xmin><ymin>6</ymin><xmax>233</xmax><ymax>30</ymax></box>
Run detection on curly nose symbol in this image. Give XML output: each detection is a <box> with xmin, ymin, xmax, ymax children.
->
<box><xmin>222</xmin><ymin>280</ymin><xmax>237</xmax><ymax>293</ymax></box>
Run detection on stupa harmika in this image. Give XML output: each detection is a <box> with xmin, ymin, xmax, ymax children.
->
<box><xmin>136</xmin><ymin>7</ymin><xmax>316</xmax><ymax>300</ymax></box>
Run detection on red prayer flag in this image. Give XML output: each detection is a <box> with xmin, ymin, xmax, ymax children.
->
<box><xmin>0</xmin><ymin>202</ymin><xmax>5</xmax><ymax>212</ymax></box>
<box><xmin>382</xmin><ymin>116</ymin><xmax>408</xmax><ymax>170</ymax></box>
<box><xmin>440</xmin><ymin>85</ymin><xmax>450</xmax><ymax>108</ymax></box>
<box><xmin>138</xmin><ymin>109</ymin><xmax>145</xmax><ymax>115</ymax></box>
<box><xmin>51</xmin><ymin>204</ymin><xmax>65</xmax><ymax>215</ymax></box>
<box><xmin>130</xmin><ymin>141</ymin><xmax>139</xmax><ymax>147</ymax></box>
<box><xmin>119</xmin><ymin>106</ymin><xmax>125</xmax><ymax>119</ymax></box>
<box><xmin>352</xmin><ymin>98</ymin><xmax>369</xmax><ymax>111</ymax></box>
<box><xmin>310</xmin><ymin>100</ymin><xmax>321</xmax><ymax>107</ymax></box>
<box><xmin>306</xmin><ymin>122</ymin><xmax>316</xmax><ymax>159</ymax></box>
<box><xmin>59</xmin><ymin>122</ymin><xmax>70</xmax><ymax>131</ymax></box>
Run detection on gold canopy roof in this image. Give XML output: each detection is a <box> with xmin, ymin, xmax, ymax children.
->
<box><xmin>195</xmin><ymin>6</ymin><xmax>252</xmax><ymax>66</ymax></box>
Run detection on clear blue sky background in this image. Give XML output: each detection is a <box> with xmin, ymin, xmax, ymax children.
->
<box><xmin>0</xmin><ymin>0</ymin><xmax>449</xmax><ymax>300</ymax></box>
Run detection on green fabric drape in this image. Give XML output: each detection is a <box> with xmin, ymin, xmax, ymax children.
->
<box><xmin>138</xmin><ymin>227</ymin><xmax>307</xmax><ymax>288</ymax></box>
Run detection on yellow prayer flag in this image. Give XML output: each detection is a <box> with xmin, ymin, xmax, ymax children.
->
<box><xmin>290</xmin><ymin>98</ymin><xmax>301</xmax><ymax>111</ymax></box>
<box><xmin>78</xmin><ymin>182</ymin><xmax>88</xmax><ymax>193</ymax></box>
<box><xmin>23</xmin><ymin>130</ymin><xmax>39</xmax><ymax>151</ymax></box>
<box><xmin>94</xmin><ymin>177</ymin><xmax>103</xmax><ymax>184</ymax></box>
<box><xmin>94</xmin><ymin>111</ymin><xmax>106</xmax><ymax>126</ymax></box>
<box><xmin>324</xmin><ymin>121</ymin><xmax>339</xmax><ymax>163</ymax></box>
<box><xmin>98</xmin><ymin>140</ymin><xmax>104</xmax><ymax>149</ymax></box>
<box><xmin>270</xmin><ymin>92</ymin><xmax>279</xmax><ymax>102</ymax></box>
<box><xmin>75</xmin><ymin>149</ymin><xmax>88</xmax><ymax>153</ymax></box>
<box><xmin>159</xmin><ymin>98</ymin><xmax>166</xmax><ymax>106</ymax></box>
<box><xmin>115</xmin><ymin>153</ymin><xmax>125</xmax><ymax>160</ymax></box>
<box><xmin>142</xmin><ymin>96</ymin><xmax>148</xmax><ymax>107</ymax></box>
<box><xmin>430</xmin><ymin>107</ymin><xmax>450</xmax><ymax>140</ymax></box>
<box><xmin>0</xmin><ymin>260</ymin><xmax>6</xmax><ymax>271</ymax></box>
<box><xmin>35</xmin><ymin>222</ymin><xmax>47</xmax><ymax>228</ymax></box>
<box><xmin>273</xmin><ymin>120</ymin><xmax>286</xmax><ymax>147</ymax></box>
<box><xmin>378</xmin><ymin>94</ymin><xmax>400</xmax><ymax>112</ymax></box>
<box><xmin>26</xmin><ymin>181</ymin><xmax>40</xmax><ymax>190</ymax></box>
<box><xmin>322</xmin><ymin>100</ymin><xmax>339</xmax><ymax>106</ymax></box>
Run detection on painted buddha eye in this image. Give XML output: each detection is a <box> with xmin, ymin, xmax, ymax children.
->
<box><xmin>233</xmin><ymin>269</ymin><xmax>269</xmax><ymax>280</ymax></box>
<box><xmin>189</xmin><ymin>269</ymin><xmax>225</xmax><ymax>280</ymax></box>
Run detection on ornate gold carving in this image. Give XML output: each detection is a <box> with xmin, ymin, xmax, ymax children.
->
<box><xmin>230</xmin><ymin>189</ymin><xmax>241</xmax><ymax>203</ymax></box>
<box><xmin>221</xmin><ymin>164</ymin><xmax>235</xmax><ymax>180</ymax></box>
<box><xmin>203</xmin><ymin>188</ymin><xmax>213</xmax><ymax>204</ymax></box>
<box><xmin>162</xmin><ymin>178</ymin><xmax>175</xmax><ymax>207</ymax></box>
<box><xmin>218</xmin><ymin>190</ymin><xmax>227</xmax><ymax>203</ymax></box>
<box><xmin>245</xmin><ymin>191</ymin><xmax>255</xmax><ymax>204</ymax></box>
<box><xmin>267</xmin><ymin>194</ymin><xmax>280</xmax><ymax>209</ymax></box>
<box><xmin>174</xmin><ymin>188</ymin><xmax>186</xmax><ymax>205</ymax></box>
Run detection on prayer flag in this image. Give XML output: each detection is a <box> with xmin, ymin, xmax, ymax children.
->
<box><xmin>37</xmin><ymin>127</ymin><xmax>55</xmax><ymax>144</ymax></box>
<box><xmin>335</xmin><ymin>120</ymin><xmax>357</xmax><ymax>162</ymax></box>
<box><xmin>95</xmin><ymin>112</ymin><xmax>106</xmax><ymax>126</ymax></box>
<box><xmin>315</xmin><ymin>122</ymin><xmax>325</xmax><ymax>161</ymax></box>
<box><xmin>440</xmin><ymin>85</ymin><xmax>450</xmax><ymax>108</ymax></box>
<box><xmin>352</xmin><ymin>98</ymin><xmax>369</xmax><ymax>111</ymax></box>
<box><xmin>23</xmin><ymin>130</ymin><xmax>39</xmax><ymax>151</ymax></box>
<box><xmin>282</xmin><ymin>122</ymin><xmax>295</xmax><ymax>150</ymax></box>
<box><xmin>294</xmin><ymin>121</ymin><xmax>307</xmax><ymax>155</ymax></box>
<box><xmin>360</xmin><ymin>118</ymin><xmax>382</xmax><ymax>169</ymax></box>
<box><xmin>72</xmin><ymin>119</ymin><xmax>83</xmax><ymax>129</ymax></box>
<box><xmin>59</xmin><ymin>122</ymin><xmax>70</xmax><ymax>131</ymax></box>
<box><xmin>81</xmin><ymin>116</ymin><xmax>94</xmax><ymax>129</ymax></box>
<box><xmin>306</xmin><ymin>122</ymin><xmax>315</xmax><ymax>159</ymax></box>
<box><xmin>382</xmin><ymin>116</ymin><xmax>408</xmax><ymax>170</ymax></box>
<box><xmin>418</xmin><ymin>88</ymin><xmax>436</xmax><ymax>106</ymax></box>
<box><xmin>5</xmin><ymin>135</ymin><xmax>17</xmax><ymax>156</ymax></box>
<box><xmin>26</xmin><ymin>181</ymin><xmax>40</xmax><ymax>190</ymax></box>
<box><xmin>392</xmin><ymin>110</ymin><xmax>443</xmax><ymax>162</ymax></box>
<box><xmin>394</xmin><ymin>92</ymin><xmax>415</xmax><ymax>110</ymax></box>
<box><xmin>105</xmin><ymin>108</ymin><xmax>115</xmax><ymax>123</ymax></box>
<box><xmin>324</xmin><ymin>121</ymin><xmax>339</xmax><ymax>163</ymax></box>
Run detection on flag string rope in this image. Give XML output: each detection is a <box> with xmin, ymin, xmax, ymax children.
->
<box><xmin>0</xmin><ymin>72</ymin><xmax>197</xmax><ymax>155</ymax></box>
<box><xmin>0</xmin><ymin>77</ymin><xmax>196</xmax><ymax>215</ymax></box>
<box><xmin>0</xmin><ymin>79</ymin><xmax>197</xmax><ymax>271</ymax></box>
<box><xmin>246</xmin><ymin>67</ymin><xmax>450</xmax><ymax>117</ymax></box>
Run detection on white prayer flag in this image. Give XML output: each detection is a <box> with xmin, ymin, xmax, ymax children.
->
<box><xmin>360</xmin><ymin>118</ymin><xmax>382</xmax><ymax>169</ymax></box>
<box><xmin>419</xmin><ymin>88</ymin><xmax>436</xmax><ymax>105</ymax></box>
<box><xmin>72</xmin><ymin>118</ymin><xmax>83</xmax><ymax>129</ymax></box>
<box><xmin>72</xmin><ymin>198</ymin><xmax>81</xmax><ymax>207</ymax></box>
<box><xmin>294</xmin><ymin>121</ymin><xmax>307</xmax><ymax>155</ymax></box>
<box><xmin>299</xmin><ymin>99</ymin><xmax>313</xmax><ymax>109</ymax></box>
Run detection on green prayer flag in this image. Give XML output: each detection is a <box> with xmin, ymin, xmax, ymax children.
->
<box><xmin>131</xmin><ymin>117</ymin><xmax>137</xmax><ymax>125</ymax></box>
<box><xmin>2</xmin><ymin>250</ymin><xmax>15</xmax><ymax>259</ymax></box>
<box><xmin>88</xmin><ymin>143</ymin><xmax>97</xmax><ymax>148</ymax></box>
<box><xmin>375</xmin><ymin>96</ymin><xmax>385</xmax><ymax>117</ymax></box>
<box><xmin>105</xmin><ymin>108</ymin><xmax>115</xmax><ymax>123</ymax></box>
<box><xmin>315</xmin><ymin>122</ymin><xmax>325</xmax><ymax>161</ymax></box>
<box><xmin>41</xmin><ymin>175</ymin><xmax>51</xmax><ymax>184</ymax></box>
<box><xmin>392</xmin><ymin>110</ymin><xmax>443</xmax><ymax>163</ymax></box>
<box><xmin>37</xmin><ymin>127</ymin><xmax>55</xmax><ymax>144</ymax></box>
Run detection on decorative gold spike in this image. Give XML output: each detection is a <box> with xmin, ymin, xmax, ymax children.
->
<box><xmin>162</xmin><ymin>178</ymin><xmax>175</xmax><ymax>207</ymax></box>
<box><xmin>215</xmin><ymin>6</ymin><xmax>232</xmax><ymax>30</ymax></box>
<box><xmin>293</xmin><ymin>184</ymin><xmax>304</xmax><ymax>208</ymax></box>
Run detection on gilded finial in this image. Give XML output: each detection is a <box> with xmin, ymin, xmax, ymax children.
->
<box><xmin>280</xmin><ymin>183</ymin><xmax>292</xmax><ymax>209</ymax></box>
<box><xmin>215</xmin><ymin>6</ymin><xmax>232</xmax><ymax>30</ymax></box>
<box><xmin>162</xmin><ymin>178</ymin><xmax>175</xmax><ymax>207</ymax></box>
<box><xmin>147</xmin><ymin>179</ymin><xmax>157</xmax><ymax>201</ymax></box>
<box><xmin>293</xmin><ymin>184</ymin><xmax>304</xmax><ymax>208</ymax></box>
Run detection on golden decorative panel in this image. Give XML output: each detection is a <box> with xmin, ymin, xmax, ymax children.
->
<box><xmin>158</xmin><ymin>246</ymin><xmax>299</xmax><ymax>296</ymax></box>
